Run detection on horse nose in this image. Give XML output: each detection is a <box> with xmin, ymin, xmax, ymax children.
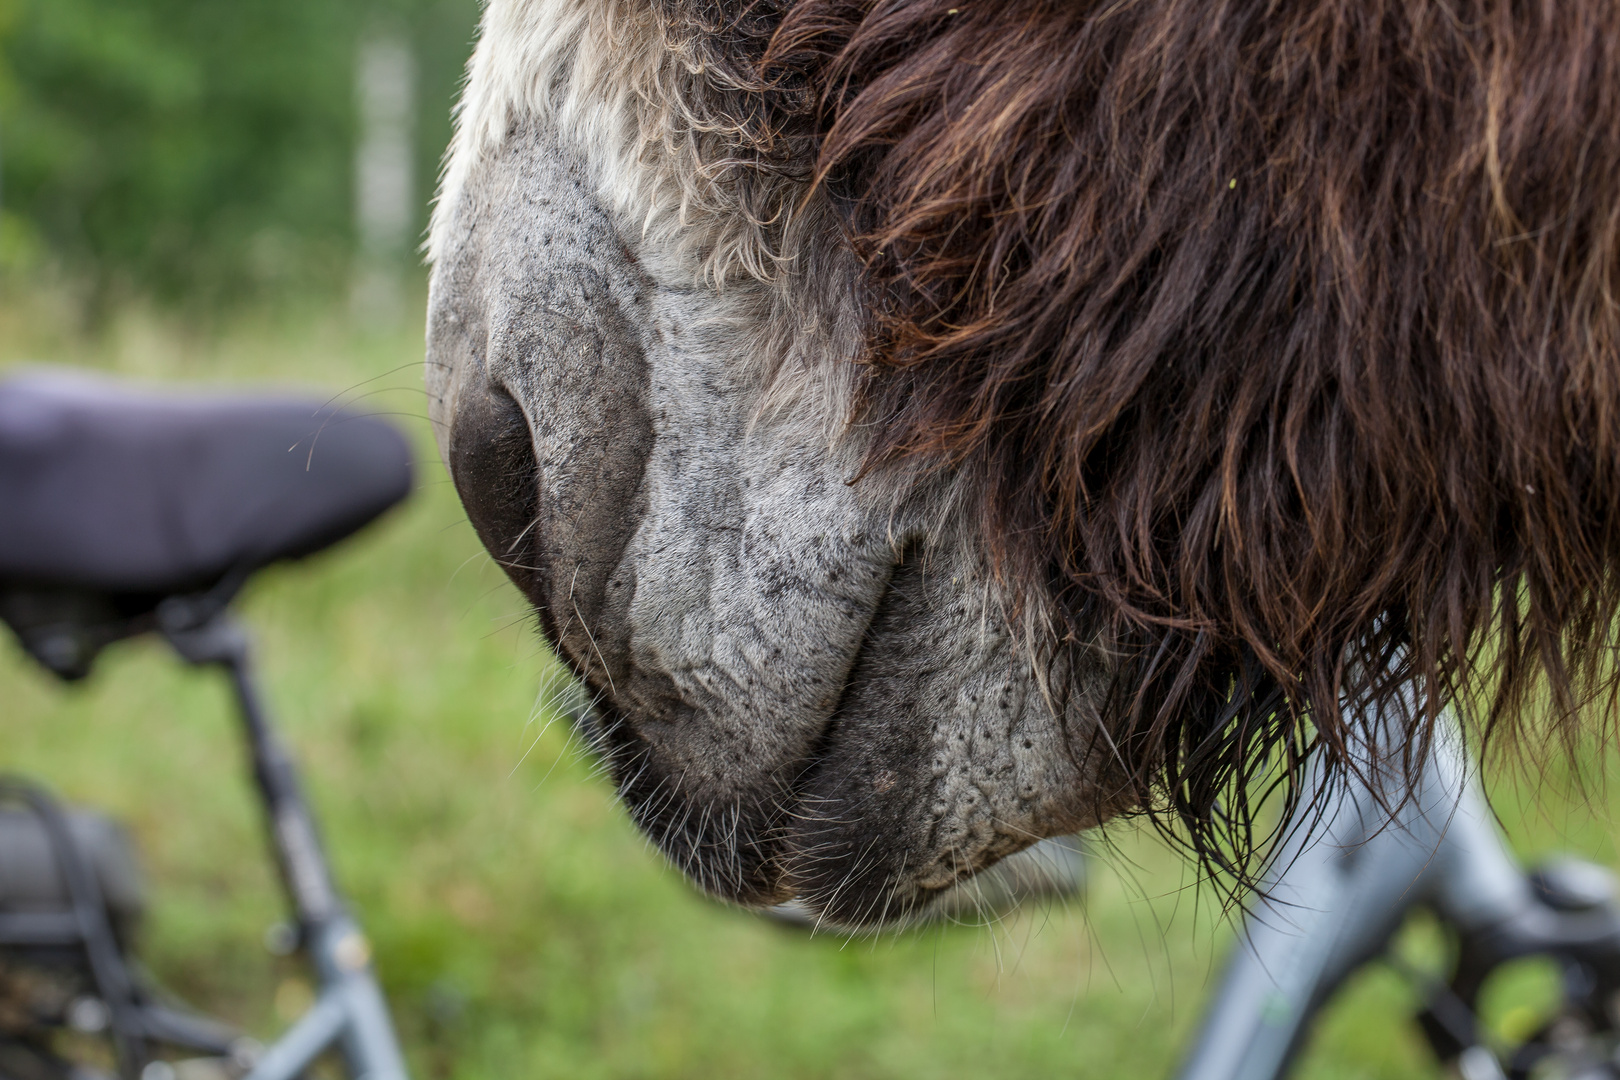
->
<box><xmin>446</xmin><ymin>376</ymin><xmax>544</xmax><ymax>602</ymax></box>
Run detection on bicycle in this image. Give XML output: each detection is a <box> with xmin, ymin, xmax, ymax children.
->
<box><xmin>0</xmin><ymin>369</ymin><xmax>416</xmax><ymax>1080</ymax></box>
<box><xmin>1176</xmin><ymin>705</ymin><xmax>1620</xmax><ymax>1080</ymax></box>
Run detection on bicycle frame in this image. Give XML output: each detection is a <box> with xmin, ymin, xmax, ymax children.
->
<box><xmin>159</xmin><ymin>600</ymin><xmax>409</xmax><ymax>1080</ymax></box>
<box><xmin>1173</xmin><ymin>708</ymin><xmax>1587</xmax><ymax>1080</ymax></box>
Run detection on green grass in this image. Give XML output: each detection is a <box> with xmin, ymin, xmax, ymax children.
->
<box><xmin>1</xmin><ymin>293</ymin><xmax>1616</xmax><ymax>1079</ymax></box>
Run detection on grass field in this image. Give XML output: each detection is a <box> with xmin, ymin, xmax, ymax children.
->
<box><xmin>2</xmin><ymin>292</ymin><xmax>1617</xmax><ymax>1079</ymax></box>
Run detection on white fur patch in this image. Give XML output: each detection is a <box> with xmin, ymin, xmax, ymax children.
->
<box><xmin>432</xmin><ymin>0</ymin><xmax>864</xmax><ymax>446</ymax></box>
<box><xmin>433</xmin><ymin>0</ymin><xmax>812</xmax><ymax>289</ymax></box>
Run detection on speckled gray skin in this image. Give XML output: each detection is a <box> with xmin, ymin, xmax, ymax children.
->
<box><xmin>428</xmin><ymin>115</ymin><xmax>1108</xmax><ymax>926</ymax></box>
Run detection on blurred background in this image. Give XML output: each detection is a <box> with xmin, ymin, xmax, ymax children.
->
<box><xmin>0</xmin><ymin>2</ymin><xmax>1616</xmax><ymax>1077</ymax></box>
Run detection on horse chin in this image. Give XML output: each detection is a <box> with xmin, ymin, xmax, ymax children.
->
<box><xmin>551</xmin><ymin>556</ymin><xmax>1102</xmax><ymax>927</ymax></box>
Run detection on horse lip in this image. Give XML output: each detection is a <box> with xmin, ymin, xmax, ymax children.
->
<box><xmin>600</xmin><ymin>707</ymin><xmax>803</xmax><ymax>905</ymax></box>
<box><xmin>442</xmin><ymin>371</ymin><xmax>838</xmax><ymax>908</ymax></box>
<box><xmin>575</xmin><ymin>546</ymin><xmax>925</xmax><ymax>913</ymax></box>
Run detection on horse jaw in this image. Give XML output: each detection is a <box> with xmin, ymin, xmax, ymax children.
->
<box><xmin>425</xmin><ymin>0</ymin><xmax>1105</xmax><ymax>927</ymax></box>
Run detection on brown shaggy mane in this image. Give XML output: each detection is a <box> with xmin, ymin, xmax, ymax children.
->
<box><xmin>668</xmin><ymin>0</ymin><xmax>1620</xmax><ymax>877</ymax></box>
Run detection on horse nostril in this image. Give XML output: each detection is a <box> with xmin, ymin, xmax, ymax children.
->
<box><xmin>448</xmin><ymin>379</ymin><xmax>542</xmax><ymax>600</ymax></box>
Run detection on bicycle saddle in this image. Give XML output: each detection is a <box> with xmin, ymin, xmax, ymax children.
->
<box><xmin>0</xmin><ymin>369</ymin><xmax>413</xmax><ymax>677</ymax></box>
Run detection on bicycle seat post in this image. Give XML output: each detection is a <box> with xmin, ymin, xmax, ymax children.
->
<box><xmin>158</xmin><ymin>600</ymin><xmax>409</xmax><ymax>1080</ymax></box>
<box><xmin>159</xmin><ymin>601</ymin><xmax>341</xmax><ymax>932</ymax></box>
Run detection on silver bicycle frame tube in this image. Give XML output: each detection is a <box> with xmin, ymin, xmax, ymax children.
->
<box><xmin>243</xmin><ymin>916</ymin><xmax>409</xmax><ymax>1080</ymax></box>
<box><xmin>1174</xmin><ymin>712</ymin><xmax>1533</xmax><ymax>1080</ymax></box>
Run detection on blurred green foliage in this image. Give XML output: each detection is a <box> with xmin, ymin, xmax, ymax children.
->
<box><xmin>0</xmin><ymin>0</ymin><xmax>477</xmax><ymax>306</ymax></box>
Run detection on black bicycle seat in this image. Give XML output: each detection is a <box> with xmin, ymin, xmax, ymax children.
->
<box><xmin>0</xmin><ymin>370</ymin><xmax>414</xmax><ymax>677</ymax></box>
